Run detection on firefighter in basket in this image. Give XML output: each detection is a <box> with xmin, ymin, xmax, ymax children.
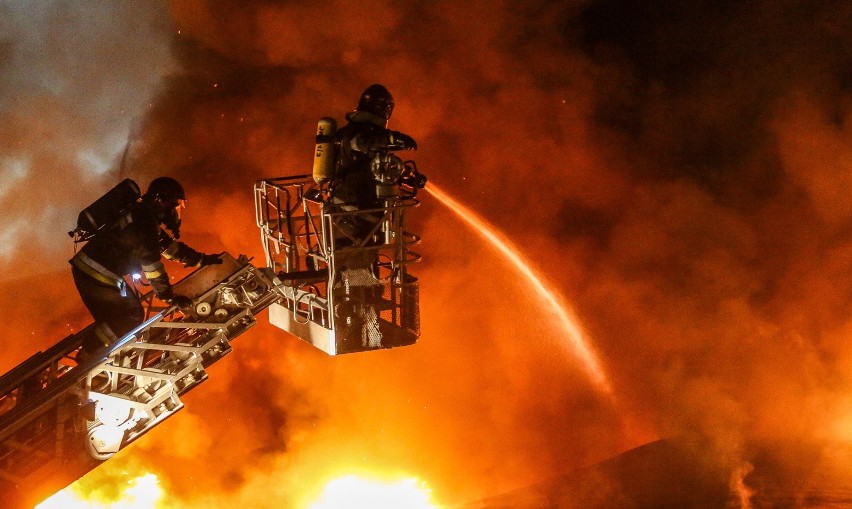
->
<box><xmin>311</xmin><ymin>84</ymin><xmax>420</xmax><ymax>347</ymax></box>
<box><xmin>319</xmin><ymin>84</ymin><xmax>417</xmax><ymax>206</ymax></box>
<box><xmin>69</xmin><ymin>176</ymin><xmax>223</xmax><ymax>357</ymax></box>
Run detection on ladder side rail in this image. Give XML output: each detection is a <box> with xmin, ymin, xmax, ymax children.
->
<box><xmin>0</xmin><ymin>367</ymin><xmax>83</xmax><ymax>444</ymax></box>
<box><xmin>0</xmin><ymin>332</ymin><xmax>83</xmax><ymax>397</ymax></box>
<box><xmin>0</xmin><ymin>310</ymin><xmax>167</xmax><ymax>443</ymax></box>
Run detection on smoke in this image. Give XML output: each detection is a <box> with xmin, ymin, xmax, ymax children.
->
<box><xmin>568</xmin><ymin>0</ymin><xmax>852</xmax><ymax>501</ymax></box>
<box><xmin>0</xmin><ymin>1</ymin><xmax>174</xmax><ymax>375</ymax></box>
<box><xmin>730</xmin><ymin>462</ymin><xmax>755</xmax><ymax>509</ymax></box>
<box><xmin>3</xmin><ymin>0</ymin><xmax>852</xmax><ymax>506</ymax></box>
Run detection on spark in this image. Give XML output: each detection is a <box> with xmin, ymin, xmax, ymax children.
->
<box><xmin>427</xmin><ymin>183</ymin><xmax>612</xmax><ymax>394</ymax></box>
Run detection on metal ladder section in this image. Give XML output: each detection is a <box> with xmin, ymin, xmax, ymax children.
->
<box><xmin>0</xmin><ymin>253</ymin><xmax>281</xmax><ymax>507</ymax></box>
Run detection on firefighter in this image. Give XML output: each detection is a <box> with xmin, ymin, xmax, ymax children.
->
<box><xmin>70</xmin><ymin>176</ymin><xmax>222</xmax><ymax>356</ymax></box>
<box><xmin>330</xmin><ymin>83</ymin><xmax>417</xmax><ymax>208</ymax></box>
<box><xmin>327</xmin><ymin>85</ymin><xmax>416</xmax><ymax>348</ymax></box>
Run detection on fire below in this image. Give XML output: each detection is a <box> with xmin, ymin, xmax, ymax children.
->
<box><xmin>36</xmin><ymin>473</ymin><xmax>163</xmax><ymax>509</ymax></box>
<box><xmin>306</xmin><ymin>475</ymin><xmax>439</xmax><ymax>509</ymax></box>
<box><xmin>37</xmin><ymin>473</ymin><xmax>438</xmax><ymax>508</ymax></box>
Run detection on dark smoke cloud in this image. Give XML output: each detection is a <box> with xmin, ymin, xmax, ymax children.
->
<box><xmin>565</xmin><ymin>0</ymin><xmax>852</xmax><ymax>500</ymax></box>
<box><xmin>4</xmin><ymin>0</ymin><xmax>852</xmax><ymax>507</ymax></box>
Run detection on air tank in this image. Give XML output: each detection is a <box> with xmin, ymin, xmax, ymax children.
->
<box><xmin>73</xmin><ymin>178</ymin><xmax>141</xmax><ymax>238</ymax></box>
<box><xmin>312</xmin><ymin>117</ymin><xmax>337</xmax><ymax>184</ymax></box>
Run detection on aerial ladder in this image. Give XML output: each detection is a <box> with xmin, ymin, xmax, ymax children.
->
<box><xmin>0</xmin><ymin>153</ymin><xmax>426</xmax><ymax>507</ymax></box>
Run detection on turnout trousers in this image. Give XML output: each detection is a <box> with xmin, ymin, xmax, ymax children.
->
<box><xmin>72</xmin><ymin>267</ymin><xmax>143</xmax><ymax>353</ymax></box>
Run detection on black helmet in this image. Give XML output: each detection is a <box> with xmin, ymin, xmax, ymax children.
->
<box><xmin>146</xmin><ymin>177</ymin><xmax>185</xmax><ymax>205</ymax></box>
<box><xmin>356</xmin><ymin>84</ymin><xmax>394</xmax><ymax>121</ymax></box>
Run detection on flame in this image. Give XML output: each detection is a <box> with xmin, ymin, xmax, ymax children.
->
<box><xmin>306</xmin><ymin>475</ymin><xmax>440</xmax><ymax>509</ymax></box>
<box><xmin>36</xmin><ymin>473</ymin><xmax>163</xmax><ymax>509</ymax></box>
<box><xmin>426</xmin><ymin>183</ymin><xmax>613</xmax><ymax>395</ymax></box>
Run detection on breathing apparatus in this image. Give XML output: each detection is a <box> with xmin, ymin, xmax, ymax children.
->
<box><xmin>312</xmin><ymin>117</ymin><xmax>337</xmax><ymax>184</ymax></box>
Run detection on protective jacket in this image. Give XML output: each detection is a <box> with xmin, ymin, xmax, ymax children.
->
<box><xmin>332</xmin><ymin>111</ymin><xmax>415</xmax><ymax>207</ymax></box>
<box><xmin>70</xmin><ymin>199</ymin><xmax>205</xmax><ymax>301</ymax></box>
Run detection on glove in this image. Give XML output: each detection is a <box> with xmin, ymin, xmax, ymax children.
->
<box><xmin>200</xmin><ymin>253</ymin><xmax>223</xmax><ymax>267</ymax></box>
<box><xmin>388</xmin><ymin>131</ymin><xmax>417</xmax><ymax>151</ymax></box>
<box><xmin>167</xmin><ymin>294</ymin><xmax>193</xmax><ymax>310</ymax></box>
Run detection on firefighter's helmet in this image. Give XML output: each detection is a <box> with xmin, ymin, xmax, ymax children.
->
<box><xmin>356</xmin><ymin>84</ymin><xmax>395</xmax><ymax>121</ymax></box>
<box><xmin>146</xmin><ymin>177</ymin><xmax>185</xmax><ymax>205</ymax></box>
<box><xmin>146</xmin><ymin>177</ymin><xmax>185</xmax><ymax>238</ymax></box>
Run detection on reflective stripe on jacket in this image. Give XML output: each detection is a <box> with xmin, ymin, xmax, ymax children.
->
<box><xmin>71</xmin><ymin>251</ymin><xmax>124</xmax><ymax>289</ymax></box>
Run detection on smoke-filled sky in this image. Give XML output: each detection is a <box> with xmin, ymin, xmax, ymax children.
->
<box><xmin>2</xmin><ymin>0</ymin><xmax>852</xmax><ymax>506</ymax></box>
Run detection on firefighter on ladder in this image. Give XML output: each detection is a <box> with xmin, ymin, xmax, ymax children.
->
<box><xmin>70</xmin><ymin>177</ymin><xmax>222</xmax><ymax>357</ymax></box>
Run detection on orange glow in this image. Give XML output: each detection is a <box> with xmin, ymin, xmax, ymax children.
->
<box><xmin>729</xmin><ymin>463</ymin><xmax>755</xmax><ymax>509</ymax></box>
<box><xmin>306</xmin><ymin>475</ymin><xmax>440</xmax><ymax>509</ymax></box>
<box><xmin>36</xmin><ymin>473</ymin><xmax>163</xmax><ymax>509</ymax></box>
<box><xmin>427</xmin><ymin>183</ymin><xmax>613</xmax><ymax>395</ymax></box>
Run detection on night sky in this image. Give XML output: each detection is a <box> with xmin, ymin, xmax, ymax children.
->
<box><xmin>2</xmin><ymin>1</ymin><xmax>852</xmax><ymax>507</ymax></box>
